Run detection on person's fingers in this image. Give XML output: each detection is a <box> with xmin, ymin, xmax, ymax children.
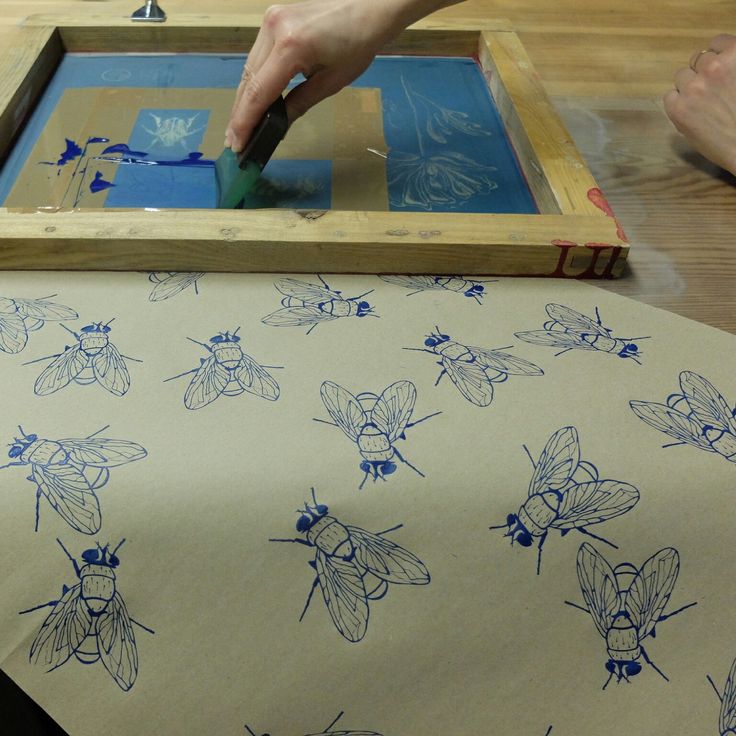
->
<box><xmin>662</xmin><ymin>89</ymin><xmax>684</xmax><ymax>129</ymax></box>
<box><xmin>674</xmin><ymin>67</ymin><xmax>696</xmax><ymax>93</ymax></box>
<box><xmin>706</xmin><ymin>33</ymin><xmax>736</xmax><ymax>54</ymax></box>
<box><xmin>689</xmin><ymin>49</ymin><xmax>717</xmax><ymax>73</ymax></box>
<box><xmin>228</xmin><ymin>50</ymin><xmax>298</xmax><ymax>152</ymax></box>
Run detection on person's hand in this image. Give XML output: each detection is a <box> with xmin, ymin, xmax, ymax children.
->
<box><xmin>664</xmin><ymin>34</ymin><xmax>736</xmax><ymax>176</ymax></box>
<box><xmin>225</xmin><ymin>0</ymin><xmax>454</xmax><ymax>153</ymax></box>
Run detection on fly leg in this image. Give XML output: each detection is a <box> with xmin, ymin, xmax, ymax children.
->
<box><xmin>130</xmin><ymin>618</ymin><xmax>155</xmax><ymax>635</ymax></box>
<box><xmin>268</xmin><ymin>537</ymin><xmax>311</xmax><ymax>546</ymax></box>
<box><xmin>564</xmin><ymin>600</ymin><xmax>590</xmax><ymax>614</ymax></box>
<box><xmin>536</xmin><ymin>532</ymin><xmax>548</xmax><ymax>575</ymax></box>
<box><xmin>393</xmin><ymin>448</ymin><xmax>425</xmax><ymax>478</ymax></box>
<box><xmin>323</xmin><ymin>713</ymin><xmax>345</xmax><ymax>732</ymax></box>
<box><xmin>375</xmin><ymin>524</ymin><xmax>403</xmax><ymax>537</ymax></box>
<box><xmin>706</xmin><ymin>674</ymin><xmax>723</xmax><ymax>702</ymax></box>
<box><xmin>640</xmin><ymin>645</ymin><xmax>669</xmax><ymax>682</ymax></box>
<box><xmin>163</xmin><ymin>365</ymin><xmax>200</xmax><ymax>383</ymax></box>
<box><xmin>649</xmin><ymin>600</ymin><xmax>698</xmax><ymax>637</ymax></box>
<box><xmin>405</xmin><ymin>411</ymin><xmax>442</xmax><ymax>431</ymax></box>
<box><xmin>18</xmin><ymin>593</ymin><xmax>64</xmax><ymax>615</ymax></box>
<box><xmin>56</xmin><ymin>538</ymin><xmax>81</xmax><ymax>577</ymax></box>
<box><xmin>299</xmin><ymin>561</ymin><xmax>321</xmax><ymax>622</ymax></box>
<box><xmin>574</xmin><ymin>526</ymin><xmax>618</xmax><ymax>549</ymax></box>
<box><xmin>554</xmin><ymin>348</ymin><xmax>573</xmax><ymax>358</ymax></box>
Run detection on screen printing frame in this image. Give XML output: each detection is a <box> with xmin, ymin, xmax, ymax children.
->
<box><xmin>0</xmin><ymin>14</ymin><xmax>627</xmax><ymax>276</ymax></box>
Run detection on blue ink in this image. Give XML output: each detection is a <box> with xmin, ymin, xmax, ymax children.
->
<box><xmin>630</xmin><ymin>371</ymin><xmax>736</xmax><ymax>463</ymax></box>
<box><xmin>707</xmin><ymin>655</ymin><xmax>736</xmax><ymax>734</ymax></box>
<box><xmin>515</xmin><ymin>304</ymin><xmax>650</xmax><ymax>363</ymax></box>
<box><xmin>88</xmin><ymin>137</ymin><xmax>110</xmax><ymax>144</ymax></box>
<box><xmin>40</xmin><ymin>138</ymin><xmax>82</xmax><ymax>166</ymax></box>
<box><xmin>270</xmin><ymin>489</ymin><xmax>430</xmax><ymax>642</ymax></box>
<box><xmin>315</xmin><ymin>380</ymin><xmax>440</xmax><ymax>489</ymax></box>
<box><xmin>101</xmin><ymin>143</ymin><xmax>149</xmax><ymax>157</ymax></box>
<box><xmin>148</xmin><ymin>272</ymin><xmax>205</xmax><ymax>301</ymax></box>
<box><xmin>0</xmin><ymin>294</ymin><xmax>77</xmax><ymax>354</ymax></box>
<box><xmin>90</xmin><ymin>171</ymin><xmax>116</xmax><ymax>193</ymax></box>
<box><xmin>489</xmin><ymin>426</ymin><xmax>639</xmax><ymax>574</ymax></box>
<box><xmin>25</xmin><ymin>320</ymin><xmax>141</xmax><ymax>397</ymax></box>
<box><xmin>379</xmin><ymin>275</ymin><xmax>495</xmax><ymax>304</ymax></box>
<box><xmin>245</xmin><ymin>710</ymin><xmax>382</xmax><ymax>735</ymax></box>
<box><xmin>405</xmin><ymin>327</ymin><xmax>543</xmax><ymax>407</ymax></box>
<box><xmin>19</xmin><ymin>538</ymin><xmax>154</xmax><ymax>691</ymax></box>
<box><xmin>565</xmin><ymin>543</ymin><xmax>697</xmax><ymax>688</ymax></box>
<box><xmin>262</xmin><ymin>276</ymin><xmax>378</xmax><ymax>335</ymax></box>
<box><xmin>0</xmin><ymin>425</ymin><xmax>147</xmax><ymax>534</ymax></box>
<box><xmin>164</xmin><ymin>329</ymin><xmax>280</xmax><ymax>410</ymax></box>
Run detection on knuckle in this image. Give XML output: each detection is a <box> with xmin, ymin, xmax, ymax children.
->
<box><xmin>263</xmin><ymin>4</ymin><xmax>285</xmax><ymax>27</ymax></box>
<box><xmin>243</xmin><ymin>75</ymin><xmax>264</xmax><ymax>104</ymax></box>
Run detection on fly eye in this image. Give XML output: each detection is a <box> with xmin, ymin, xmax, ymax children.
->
<box><xmin>81</xmin><ymin>325</ymin><xmax>95</xmax><ymax>333</ymax></box>
<box><xmin>359</xmin><ymin>461</ymin><xmax>371</xmax><ymax>473</ymax></box>
<box><xmin>296</xmin><ymin>515</ymin><xmax>311</xmax><ymax>533</ymax></box>
<box><xmin>627</xmin><ymin>343</ymin><xmax>638</xmax><ymax>352</ymax></box>
<box><xmin>472</xmin><ymin>285</ymin><xmax>484</xmax><ymax>293</ymax></box>
<box><xmin>230</xmin><ymin>334</ymin><xmax>241</xmax><ymax>342</ymax></box>
<box><xmin>424</xmin><ymin>338</ymin><xmax>436</xmax><ymax>347</ymax></box>
<box><xmin>315</xmin><ymin>504</ymin><xmax>328</xmax><ymax>515</ymax></box>
<box><xmin>27</xmin><ymin>434</ymin><xmax>38</xmax><ymax>442</ymax></box>
<box><xmin>8</xmin><ymin>446</ymin><xmax>22</xmax><ymax>458</ymax></box>
<box><xmin>210</xmin><ymin>335</ymin><xmax>223</xmax><ymax>343</ymax></box>
<box><xmin>82</xmin><ymin>548</ymin><xmax>99</xmax><ymax>563</ymax></box>
<box><xmin>517</xmin><ymin>532</ymin><xmax>533</xmax><ymax>547</ymax></box>
<box><xmin>102</xmin><ymin>325</ymin><xmax>111</xmax><ymax>333</ymax></box>
<box><xmin>440</xmin><ymin>334</ymin><xmax>450</xmax><ymax>340</ymax></box>
<box><xmin>506</xmin><ymin>513</ymin><xmax>517</xmax><ymax>525</ymax></box>
<box><xmin>108</xmin><ymin>554</ymin><xmax>120</xmax><ymax>567</ymax></box>
<box><xmin>358</xmin><ymin>301</ymin><xmax>369</xmax><ymax>309</ymax></box>
<box><xmin>626</xmin><ymin>663</ymin><xmax>642</xmax><ymax>677</ymax></box>
<box><xmin>605</xmin><ymin>661</ymin><xmax>616</xmax><ymax>674</ymax></box>
<box><xmin>382</xmin><ymin>461</ymin><xmax>397</xmax><ymax>476</ymax></box>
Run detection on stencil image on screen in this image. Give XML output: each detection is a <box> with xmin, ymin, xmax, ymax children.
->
<box><xmin>0</xmin><ymin>54</ymin><xmax>537</xmax><ymax>213</ymax></box>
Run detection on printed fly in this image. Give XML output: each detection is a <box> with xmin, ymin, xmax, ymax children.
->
<box><xmin>405</xmin><ymin>327</ymin><xmax>543</xmax><ymax>406</ymax></box>
<box><xmin>165</xmin><ymin>329</ymin><xmax>280</xmax><ymax>410</ymax></box>
<box><xmin>565</xmin><ymin>543</ymin><xmax>697</xmax><ymax>688</ymax></box>
<box><xmin>26</xmin><ymin>320</ymin><xmax>141</xmax><ymax>396</ymax></box>
<box><xmin>262</xmin><ymin>276</ymin><xmax>378</xmax><ymax>335</ymax></box>
<box><xmin>19</xmin><ymin>538</ymin><xmax>154</xmax><ymax>692</ymax></box>
<box><xmin>270</xmin><ymin>489</ymin><xmax>430</xmax><ymax>642</ymax></box>
<box><xmin>514</xmin><ymin>303</ymin><xmax>649</xmax><ymax>363</ymax></box>
<box><xmin>0</xmin><ymin>425</ymin><xmax>147</xmax><ymax>534</ymax></box>
<box><xmin>315</xmin><ymin>380</ymin><xmax>439</xmax><ymax>489</ymax></box>
<box><xmin>707</xmin><ymin>655</ymin><xmax>736</xmax><ymax>735</ymax></box>
<box><xmin>0</xmin><ymin>294</ymin><xmax>78</xmax><ymax>354</ymax></box>
<box><xmin>489</xmin><ymin>426</ymin><xmax>639</xmax><ymax>574</ymax></box>
<box><xmin>378</xmin><ymin>275</ymin><xmax>495</xmax><ymax>304</ymax></box>
<box><xmin>245</xmin><ymin>711</ymin><xmax>381</xmax><ymax>735</ymax></box>
<box><xmin>630</xmin><ymin>371</ymin><xmax>736</xmax><ymax>463</ymax></box>
<box><xmin>148</xmin><ymin>272</ymin><xmax>205</xmax><ymax>301</ymax></box>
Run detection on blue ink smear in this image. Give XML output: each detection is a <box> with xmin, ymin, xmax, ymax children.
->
<box><xmin>565</xmin><ymin>543</ymin><xmax>697</xmax><ymax>689</ymax></box>
<box><xmin>243</xmin><ymin>160</ymin><xmax>331</xmax><ymax>210</ymax></box>
<box><xmin>270</xmin><ymin>488</ymin><xmax>430</xmax><ymax>642</ymax></box>
<box><xmin>90</xmin><ymin>171</ymin><xmax>115</xmax><ymax>193</ymax></box>
<box><xmin>489</xmin><ymin>426</ymin><xmax>639</xmax><ymax>575</ymax></box>
<box><xmin>88</xmin><ymin>137</ymin><xmax>110</xmax><ymax>144</ymax></box>
<box><xmin>18</xmin><ymin>538</ymin><xmax>154</xmax><ymax>691</ymax></box>
<box><xmin>40</xmin><ymin>138</ymin><xmax>82</xmax><ymax>166</ymax></box>
<box><xmin>101</xmin><ymin>143</ymin><xmax>149</xmax><ymax>158</ymax></box>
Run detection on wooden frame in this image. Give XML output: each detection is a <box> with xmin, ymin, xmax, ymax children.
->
<box><xmin>0</xmin><ymin>14</ymin><xmax>628</xmax><ymax>276</ymax></box>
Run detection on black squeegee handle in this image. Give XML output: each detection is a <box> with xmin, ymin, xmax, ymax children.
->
<box><xmin>236</xmin><ymin>95</ymin><xmax>289</xmax><ymax>171</ymax></box>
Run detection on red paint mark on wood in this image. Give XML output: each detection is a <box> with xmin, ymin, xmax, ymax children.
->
<box><xmin>587</xmin><ymin>187</ymin><xmax>628</xmax><ymax>243</ymax></box>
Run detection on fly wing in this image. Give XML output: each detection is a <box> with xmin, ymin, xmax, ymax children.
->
<box><xmin>273</xmin><ymin>278</ymin><xmax>335</xmax><ymax>303</ymax></box>
<box><xmin>0</xmin><ymin>312</ymin><xmax>28</xmax><ymax>353</ymax></box>
<box><xmin>347</xmin><ymin>526</ymin><xmax>430</xmax><ymax>584</ymax></box>
<box><xmin>372</xmin><ymin>381</ymin><xmax>417</xmax><ymax>442</ymax></box>
<box><xmin>315</xmin><ymin>551</ymin><xmax>369</xmax><ymax>642</ymax></box>
<box><xmin>680</xmin><ymin>371</ymin><xmax>736</xmax><ymax>435</ymax></box>
<box><xmin>96</xmin><ymin>592</ymin><xmax>139</xmax><ymax>691</ymax></box>
<box><xmin>545</xmin><ymin>304</ymin><xmax>610</xmax><ymax>336</ymax></box>
<box><xmin>148</xmin><ymin>273</ymin><xmax>204</xmax><ymax>301</ymax></box>
<box><xmin>262</xmin><ymin>305</ymin><xmax>336</xmax><ymax>328</ymax></box>
<box><xmin>469</xmin><ymin>347</ymin><xmax>544</xmax><ymax>376</ymax></box>
<box><xmin>34</xmin><ymin>344</ymin><xmax>87</xmax><ymax>395</ymax></box>
<box><xmin>629</xmin><ymin>400</ymin><xmax>711</xmax><ymax>449</ymax></box>
<box><xmin>378</xmin><ymin>275</ymin><xmax>439</xmax><ymax>291</ymax></box>
<box><xmin>93</xmin><ymin>343</ymin><xmax>131</xmax><ymax>396</ymax></box>
<box><xmin>235</xmin><ymin>354</ymin><xmax>280</xmax><ymax>400</ymax></box>
<box><xmin>29</xmin><ymin>583</ymin><xmax>91</xmax><ymax>670</ymax></box>
<box><xmin>184</xmin><ymin>354</ymin><xmax>229</xmax><ymax>409</ymax></box>
<box><xmin>60</xmin><ymin>437</ymin><xmax>147</xmax><ymax>468</ymax></box>
<box><xmin>576</xmin><ymin>543</ymin><xmax>619</xmax><ymax>639</ymax></box>
<box><xmin>34</xmin><ymin>463</ymin><xmax>101</xmax><ymax>534</ymax></box>
<box><xmin>528</xmin><ymin>426</ymin><xmax>580</xmax><ymax>497</ymax></box>
<box><xmin>320</xmin><ymin>382</ymin><xmax>366</xmax><ymax>441</ymax></box>
<box><xmin>720</xmin><ymin>656</ymin><xmax>736</xmax><ymax>732</ymax></box>
<box><xmin>441</xmin><ymin>355</ymin><xmax>494</xmax><ymax>407</ymax></box>
<box><xmin>625</xmin><ymin>547</ymin><xmax>680</xmax><ymax>640</ymax></box>
<box><xmin>14</xmin><ymin>298</ymin><xmax>78</xmax><ymax>322</ymax></box>
<box><xmin>552</xmin><ymin>480</ymin><xmax>639</xmax><ymax>529</ymax></box>
<box><xmin>514</xmin><ymin>329</ymin><xmax>595</xmax><ymax>351</ymax></box>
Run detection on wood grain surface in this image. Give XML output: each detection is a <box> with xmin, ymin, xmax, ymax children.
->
<box><xmin>0</xmin><ymin>0</ymin><xmax>733</xmax><ymax>334</ymax></box>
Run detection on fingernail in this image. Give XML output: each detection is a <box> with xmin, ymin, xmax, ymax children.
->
<box><xmin>224</xmin><ymin>130</ymin><xmax>232</xmax><ymax>147</ymax></box>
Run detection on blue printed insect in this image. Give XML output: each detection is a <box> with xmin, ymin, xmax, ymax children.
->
<box><xmin>708</xmin><ymin>655</ymin><xmax>736</xmax><ymax>735</ymax></box>
<box><xmin>315</xmin><ymin>380</ymin><xmax>439</xmax><ymax>489</ymax></box>
<box><xmin>0</xmin><ymin>294</ymin><xmax>78</xmax><ymax>354</ymax></box>
<box><xmin>489</xmin><ymin>426</ymin><xmax>639</xmax><ymax>574</ymax></box>
<box><xmin>165</xmin><ymin>329</ymin><xmax>280</xmax><ymax>410</ymax></box>
<box><xmin>19</xmin><ymin>538</ymin><xmax>154</xmax><ymax>692</ymax></box>
<box><xmin>404</xmin><ymin>327</ymin><xmax>543</xmax><ymax>406</ymax></box>
<box><xmin>148</xmin><ymin>272</ymin><xmax>205</xmax><ymax>301</ymax></box>
<box><xmin>0</xmin><ymin>425</ymin><xmax>147</xmax><ymax>534</ymax></box>
<box><xmin>630</xmin><ymin>371</ymin><xmax>736</xmax><ymax>463</ymax></box>
<box><xmin>245</xmin><ymin>711</ymin><xmax>382</xmax><ymax>735</ymax></box>
<box><xmin>25</xmin><ymin>320</ymin><xmax>141</xmax><ymax>396</ymax></box>
<box><xmin>514</xmin><ymin>304</ymin><xmax>649</xmax><ymax>363</ymax></box>
<box><xmin>270</xmin><ymin>489</ymin><xmax>430</xmax><ymax>642</ymax></box>
<box><xmin>378</xmin><ymin>275</ymin><xmax>494</xmax><ymax>304</ymax></box>
<box><xmin>565</xmin><ymin>543</ymin><xmax>697</xmax><ymax>689</ymax></box>
<box><xmin>262</xmin><ymin>276</ymin><xmax>378</xmax><ymax>335</ymax></box>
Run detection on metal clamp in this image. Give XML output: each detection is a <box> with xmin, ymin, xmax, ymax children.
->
<box><xmin>131</xmin><ymin>0</ymin><xmax>166</xmax><ymax>22</ymax></box>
